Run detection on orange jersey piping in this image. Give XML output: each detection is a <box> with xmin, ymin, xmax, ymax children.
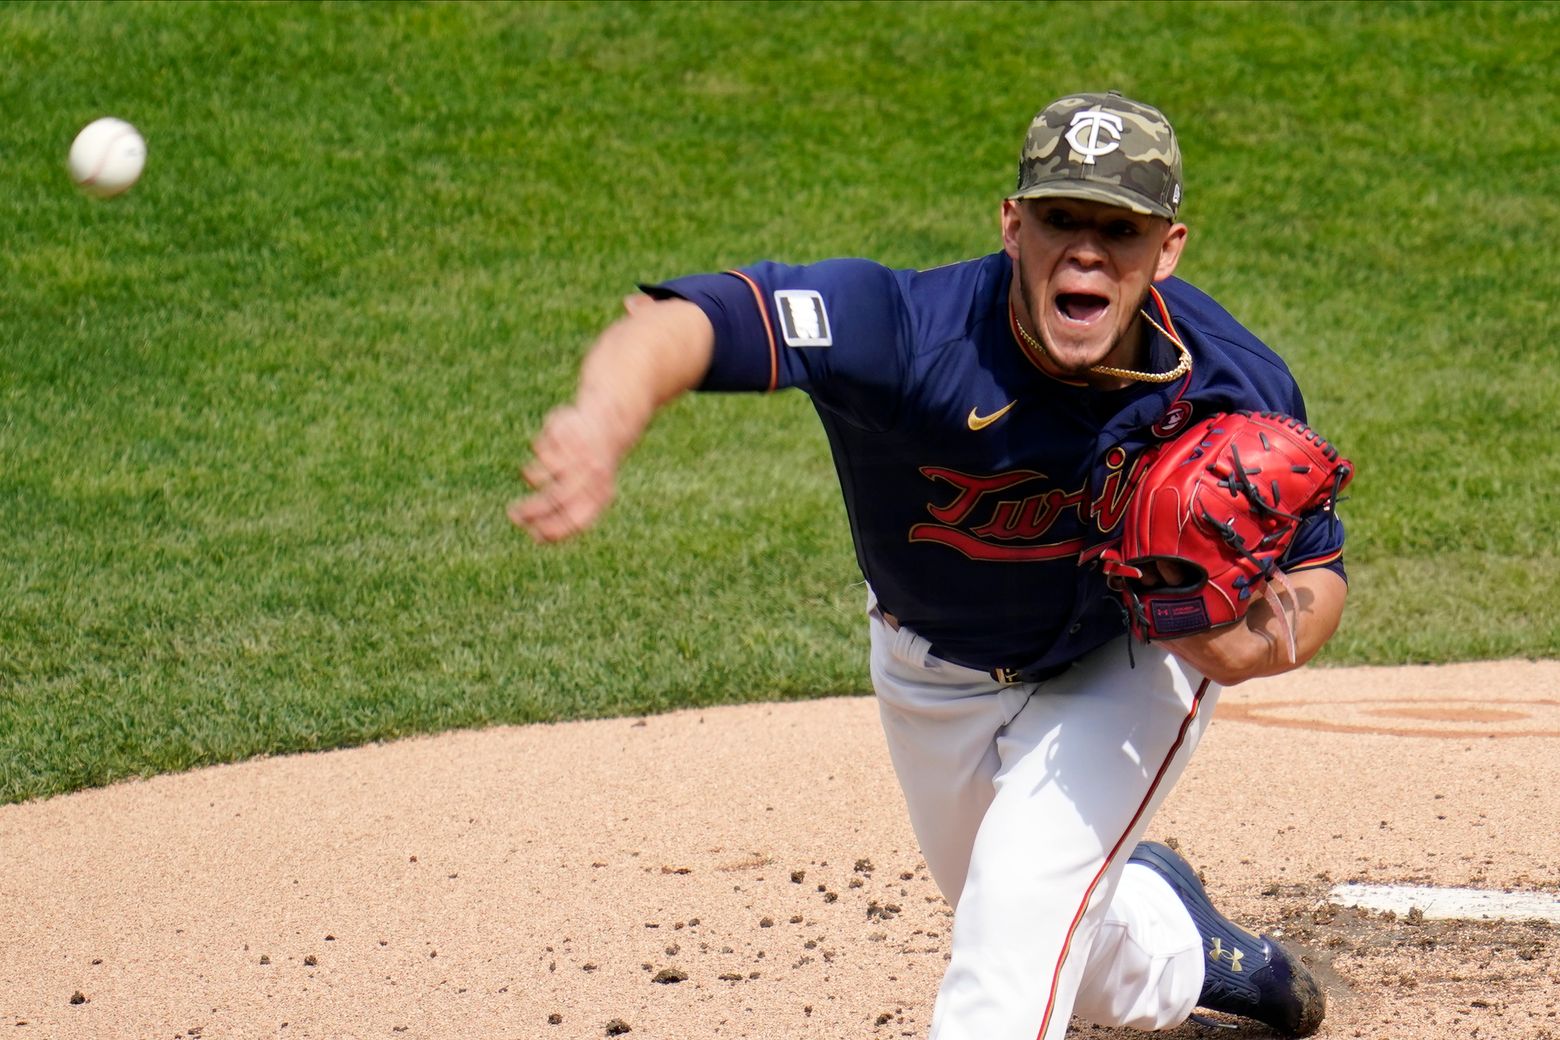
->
<box><xmin>727</xmin><ymin>269</ymin><xmax>779</xmax><ymax>394</ymax></box>
<box><xmin>1032</xmin><ymin>677</ymin><xmax>1212</xmax><ymax>1040</ymax></box>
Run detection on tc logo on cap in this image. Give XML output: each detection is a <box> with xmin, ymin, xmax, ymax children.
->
<box><xmin>1065</xmin><ymin>111</ymin><xmax>1123</xmax><ymax>164</ymax></box>
<box><xmin>1009</xmin><ymin>91</ymin><xmax>1183</xmax><ymax>219</ymax></box>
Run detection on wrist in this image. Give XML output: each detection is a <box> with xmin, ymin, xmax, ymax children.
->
<box><xmin>583</xmin><ymin>389</ymin><xmax>651</xmax><ymax>451</ymax></box>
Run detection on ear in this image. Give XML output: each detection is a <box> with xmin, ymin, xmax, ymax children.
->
<box><xmin>1000</xmin><ymin>199</ymin><xmax>1024</xmax><ymax>261</ymax></box>
<box><xmin>1154</xmin><ymin>222</ymin><xmax>1189</xmax><ymax>282</ymax></box>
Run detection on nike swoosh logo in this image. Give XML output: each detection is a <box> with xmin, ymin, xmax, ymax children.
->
<box><xmin>967</xmin><ymin>400</ymin><xmax>1017</xmax><ymax>431</ymax></box>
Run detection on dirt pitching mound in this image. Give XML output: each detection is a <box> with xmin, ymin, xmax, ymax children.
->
<box><xmin>3</xmin><ymin>660</ymin><xmax>1557</xmax><ymax>1039</ymax></box>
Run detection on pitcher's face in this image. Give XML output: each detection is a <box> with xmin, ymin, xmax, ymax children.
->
<box><xmin>1002</xmin><ymin>198</ymin><xmax>1186</xmax><ymax>377</ymax></box>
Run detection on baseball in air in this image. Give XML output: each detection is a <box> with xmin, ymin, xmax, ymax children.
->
<box><xmin>68</xmin><ymin>117</ymin><xmax>146</xmax><ymax>198</ymax></box>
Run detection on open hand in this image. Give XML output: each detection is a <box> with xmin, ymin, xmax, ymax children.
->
<box><xmin>507</xmin><ymin>403</ymin><xmax>624</xmax><ymax>543</ymax></box>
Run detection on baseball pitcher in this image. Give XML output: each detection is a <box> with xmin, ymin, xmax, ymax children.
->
<box><xmin>513</xmin><ymin>91</ymin><xmax>1349</xmax><ymax>1039</ymax></box>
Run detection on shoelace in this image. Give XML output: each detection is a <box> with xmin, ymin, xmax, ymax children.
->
<box><xmin>1188</xmin><ymin>1012</ymin><xmax>1238</xmax><ymax>1030</ymax></box>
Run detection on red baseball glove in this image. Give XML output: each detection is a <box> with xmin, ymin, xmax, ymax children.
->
<box><xmin>1101</xmin><ymin>411</ymin><xmax>1353</xmax><ymax>658</ymax></box>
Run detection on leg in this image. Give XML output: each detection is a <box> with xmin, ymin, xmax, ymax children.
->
<box><xmin>868</xmin><ymin>603</ymin><xmax>1029</xmax><ymax>904</ymax></box>
<box><xmin>1069</xmin><ymin>858</ymin><xmax>1204</xmax><ymax>1029</ymax></box>
<box><xmin>929</xmin><ymin>642</ymin><xmax>1218</xmax><ymax>1040</ymax></box>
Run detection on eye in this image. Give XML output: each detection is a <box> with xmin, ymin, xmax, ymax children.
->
<box><xmin>1106</xmin><ymin>220</ymin><xmax>1141</xmax><ymax>239</ymax></box>
<box><xmin>1042</xmin><ymin>208</ymin><xmax>1077</xmax><ymax>230</ymax></box>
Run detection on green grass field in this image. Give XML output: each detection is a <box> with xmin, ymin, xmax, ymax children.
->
<box><xmin>2</xmin><ymin>0</ymin><xmax>1555</xmax><ymax>803</ymax></box>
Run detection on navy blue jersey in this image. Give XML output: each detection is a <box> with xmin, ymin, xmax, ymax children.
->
<box><xmin>648</xmin><ymin>251</ymin><xmax>1346</xmax><ymax>676</ymax></box>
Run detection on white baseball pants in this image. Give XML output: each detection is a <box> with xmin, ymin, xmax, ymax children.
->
<box><xmin>868</xmin><ymin>595</ymin><xmax>1217</xmax><ymax>1040</ymax></box>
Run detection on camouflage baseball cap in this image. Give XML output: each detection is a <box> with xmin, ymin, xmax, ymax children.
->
<box><xmin>1009</xmin><ymin>91</ymin><xmax>1183</xmax><ymax>219</ymax></box>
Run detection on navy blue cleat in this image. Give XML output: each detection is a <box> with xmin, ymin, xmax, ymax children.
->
<box><xmin>1129</xmin><ymin>841</ymin><xmax>1325</xmax><ymax>1037</ymax></box>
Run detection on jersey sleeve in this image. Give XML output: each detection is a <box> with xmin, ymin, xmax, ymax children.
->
<box><xmin>643</xmin><ymin>259</ymin><xmax>912</xmax><ymax>431</ymax></box>
<box><xmin>1163</xmin><ymin>279</ymin><xmax>1348</xmax><ymax>583</ymax></box>
<box><xmin>1266</xmin><ymin>385</ymin><xmax>1348</xmax><ymax>581</ymax></box>
<box><xmin>1281</xmin><ymin>509</ymin><xmax>1347</xmax><ymax>582</ymax></box>
<box><xmin>1258</xmin><ymin>371</ymin><xmax>1347</xmax><ymax>581</ymax></box>
<box><xmin>1249</xmin><ymin>385</ymin><xmax>1348</xmax><ymax>582</ymax></box>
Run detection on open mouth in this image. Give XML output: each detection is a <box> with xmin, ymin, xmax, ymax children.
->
<box><xmin>1055</xmin><ymin>292</ymin><xmax>1110</xmax><ymax>324</ymax></box>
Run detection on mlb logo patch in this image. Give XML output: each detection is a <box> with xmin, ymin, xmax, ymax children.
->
<box><xmin>1152</xmin><ymin>401</ymin><xmax>1194</xmax><ymax>438</ymax></box>
<box><xmin>774</xmin><ymin>290</ymin><xmax>832</xmax><ymax>347</ymax></box>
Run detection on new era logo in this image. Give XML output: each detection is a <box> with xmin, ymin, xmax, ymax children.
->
<box><xmin>774</xmin><ymin>290</ymin><xmax>832</xmax><ymax>347</ymax></box>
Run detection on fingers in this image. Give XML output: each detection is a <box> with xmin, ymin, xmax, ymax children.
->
<box><xmin>508</xmin><ymin>405</ymin><xmax>619</xmax><ymax>543</ymax></box>
<box><xmin>507</xmin><ymin>482</ymin><xmax>615</xmax><ymax>543</ymax></box>
<box><xmin>508</xmin><ymin>469</ymin><xmax>615</xmax><ymax>542</ymax></box>
<box><xmin>1131</xmin><ymin>559</ymin><xmax>1189</xmax><ymax>590</ymax></box>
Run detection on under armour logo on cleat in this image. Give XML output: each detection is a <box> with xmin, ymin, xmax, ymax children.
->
<box><xmin>1208</xmin><ymin>938</ymin><xmax>1245</xmax><ymax>972</ymax></box>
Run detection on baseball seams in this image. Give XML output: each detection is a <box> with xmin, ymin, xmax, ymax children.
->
<box><xmin>77</xmin><ymin>123</ymin><xmax>143</xmax><ymax>191</ymax></box>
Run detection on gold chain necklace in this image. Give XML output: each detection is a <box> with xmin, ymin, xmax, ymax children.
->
<box><xmin>1011</xmin><ymin>305</ymin><xmax>1192</xmax><ymax>384</ymax></box>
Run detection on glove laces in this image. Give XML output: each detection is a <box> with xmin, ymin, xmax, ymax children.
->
<box><xmin>1261</xmin><ymin>569</ymin><xmax>1299</xmax><ymax>665</ymax></box>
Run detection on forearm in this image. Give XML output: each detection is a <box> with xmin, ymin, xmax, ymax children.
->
<box><xmin>1163</xmin><ymin>568</ymin><xmax>1348</xmax><ymax>686</ymax></box>
<box><xmin>510</xmin><ymin>296</ymin><xmax>714</xmax><ymax>542</ymax></box>
<box><xmin>571</xmin><ymin>297</ymin><xmax>715</xmax><ymax>457</ymax></box>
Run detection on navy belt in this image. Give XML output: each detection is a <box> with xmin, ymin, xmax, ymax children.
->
<box><xmin>881</xmin><ymin>612</ymin><xmax>1073</xmax><ymax>686</ymax></box>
